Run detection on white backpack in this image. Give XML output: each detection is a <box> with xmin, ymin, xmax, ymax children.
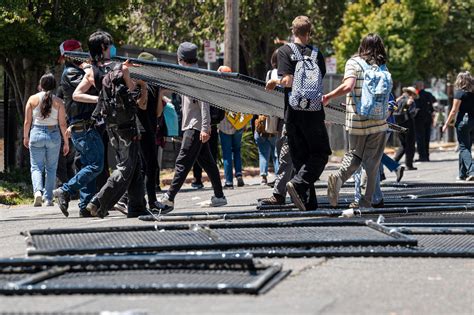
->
<box><xmin>288</xmin><ymin>43</ymin><xmax>323</xmax><ymax>111</ymax></box>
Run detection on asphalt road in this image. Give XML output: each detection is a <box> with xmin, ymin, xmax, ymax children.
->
<box><xmin>0</xmin><ymin>148</ymin><xmax>472</xmax><ymax>315</ymax></box>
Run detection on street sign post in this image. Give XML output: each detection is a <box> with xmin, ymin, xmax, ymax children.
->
<box><xmin>204</xmin><ymin>40</ymin><xmax>217</xmax><ymax>70</ymax></box>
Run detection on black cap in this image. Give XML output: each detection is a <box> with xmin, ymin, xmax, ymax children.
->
<box><xmin>177</xmin><ymin>42</ymin><xmax>198</xmax><ymax>61</ymax></box>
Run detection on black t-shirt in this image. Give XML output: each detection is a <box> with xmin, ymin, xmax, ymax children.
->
<box><xmin>415</xmin><ymin>89</ymin><xmax>436</xmax><ymax>119</ymax></box>
<box><xmin>59</xmin><ymin>62</ymin><xmax>98</xmax><ymax>124</ymax></box>
<box><xmin>277</xmin><ymin>43</ymin><xmax>326</xmax><ymax>123</ymax></box>
<box><xmin>137</xmin><ymin>84</ymin><xmax>159</xmax><ymax>134</ymax></box>
<box><xmin>455</xmin><ymin>90</ymin><xmax>474</xmax><ymax>122</ymax></box>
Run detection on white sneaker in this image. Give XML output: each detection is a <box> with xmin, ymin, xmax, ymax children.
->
<box><xmin>44</xmin><ymin>200</ymin><xmax>54</xmax><ymax>207</ymax></box>
<box><xmin>33</xmin><ymin>191</ymin><xmax>42</xmax><ymax>207</ymax></box>
<box><xmin>154</xmin><ymin>193</ymin><xmax>174</xmax><ymax>214</ymax></box>
<box><xmin>327</xmin><ymin>174</ymin><xmax>342</xmax><ymax>207</ymax></box>
<box><xmin>199</xmin><ymin>196</ymin><xmax>227</xmax><ymax>207</ymax></box>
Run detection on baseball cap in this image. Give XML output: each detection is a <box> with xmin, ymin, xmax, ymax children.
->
<box><xmin>59</xmin><ymin>40</ymin><xmax>82</xmax><ymax>56</ymax></box>
<box><xmin>137</xmin><ymin>51</ymin><xmax>157</xmax><ymax>61</ymax></box>
<box><xmin>177</xmin><ymin>42</ymin><xmax>198</xmax><ymax>62</ymax></box>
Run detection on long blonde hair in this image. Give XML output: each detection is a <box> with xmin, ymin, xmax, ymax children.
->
<box><xmin>454</xmin><ymin>71</ymin><xmax>473</xmax><ymax>92</ymax></box>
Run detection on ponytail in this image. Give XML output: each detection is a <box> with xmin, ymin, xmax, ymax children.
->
<box><xmin>39</xmin><ymin>73</ymin><xmax>56</xmax><ymax>118</ymax></box>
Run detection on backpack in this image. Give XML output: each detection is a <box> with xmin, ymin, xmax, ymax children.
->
<box><xmin>93</xmin><ymin>63</ymin><xmax>138</xmax><ymax>133</ymax></box>
<box><xmin>162</xmin><ymin>102</ymin><xmax>179</xmax><ymax>137</ymax></box>
<box><xmin>288</xmin><ymin>43</ymin><xmax>323</xmax><ymax>111</ymax></box>
<box><xmin>210</xmin><ymin>106</ymin><xmax>225</xmax><ymax>125</ymax></box>
<box><xmin>351</xmin><ymin>57</ymin><xmax>393</xmax><ymax>120</ymax></box>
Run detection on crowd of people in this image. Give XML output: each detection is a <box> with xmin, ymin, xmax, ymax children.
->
<box><xmin>22</xmin><ymin>16</ymin><xmax>473</xmax><ymax>217</ymax></box>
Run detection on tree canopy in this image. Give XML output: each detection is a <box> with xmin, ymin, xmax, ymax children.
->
<box><xmin>126</xmin><ymin>0</ymin><xmax>347</xmax><ymax>78</ymax></box>
<box><xmin>333</xmin><ymin>0</ymin><xmax>473</xmax><ymax>84</ymax></box>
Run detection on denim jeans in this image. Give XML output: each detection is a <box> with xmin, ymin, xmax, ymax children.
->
<box><xmin>219</xmin><ymin>130</ymin><xmax>243</xmax><ymax>184</ymax></box>
<box><xmin>29</xmin><ymin>125</ymin><xmax>61</xmax><ymax>201</ymax></box>
<box><xmin>456</xmin><ymin>115</ymin><xmax>474</xmax><ymax>178</ymax></box>
<box><xmin>353</xmin><ymin>165</ymin><xmax>383</xmax><ymax>204</ymax></box>
<box><xmin>254</xmin><ymin>132</ymin><xmax>278</xmax><ymax>176</ymax></box>
<box><xmin>381</xmin><ymin>153</ymin><xmax>399</xmax><ymax>172</ymax></box>
<box><xmin>62</xmin><ymin>129</ymin><xmax>104</xmax><ymax>210</ymax></box>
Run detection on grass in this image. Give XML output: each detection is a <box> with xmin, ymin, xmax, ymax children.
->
<box><xmin>0</xmin><ymin>169</ymin><xmax>33</xmax><ymax>205</ymax></box>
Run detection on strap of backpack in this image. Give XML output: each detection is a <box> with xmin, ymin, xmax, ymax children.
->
<box><xmin>352</xmin><ymin>57</ymin><xmax>370</xmax><ymax>72</ymax></box>
<box><xmin>310</xmin><ymin>47</ymin><xmax>319</xmax><ymax>62</ymax></box>
<box><xmin>288</xmin><ymin>43</ymin><xmax>303</xmax><ymax>61</ymax></box>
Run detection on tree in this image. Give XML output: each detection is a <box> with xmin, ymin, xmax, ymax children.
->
<box><xmin>333</xmin><ymin>0</ymin><xmax>454</xmax><ymax>84</ymax></box>
<box><xmin>126</xmin><ymin>0</ymin><xmax>347</xmax><ymax>78</ymax></box>
<box><xmin>0</xmin><ymin>0</ymin><xmax>128</xmax><ymax>166</ymax></box>
<box><xmin>333</xmin><ymin>0</ymin><xmax>473</xmax><ymax>84</ymax></box>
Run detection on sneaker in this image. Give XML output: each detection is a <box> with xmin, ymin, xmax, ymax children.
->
<box><xmin>86</xmin><ymin>198</ymin><xmax>104</xmax><ymax>218</ymax></box>
<box><xmin>405</xmin><ymin>166</ymin><xmax>417</xmax><ymax>171</ymax></box>
<box><xmin>236</xmin><ymin>176</ymin><xmax>245</xmax><ymax>187</ymax></box>
<box><xmin>199</xmin><ymin>196</ymin><xmax>228</xmax><ymax>207</ymax></box>
<box><xmin>372</xmin><ymin>199</ymin><xmax>385</xmax><ymax>208</ymax></box>
<box><xmin>44</xmin><ymin>199</ymin><xmax>54</xmax><ymax>207</ymax></box>
<box><xmin>113</xmin><ymin>200</ymin><xmax>128</xmax><ymax>215</ymax></box>
<box><xmin>154</xmin><ymin>193</ymin><xmax>175</xmax><ymax>214</ymax></box>
<box><xmin>33</xmin><ymin>191</ymin><xmax>42</xmax><ymax>207</ymax></box>
<box><xmin>456</xmin><ymin>176</ymin><xmax>467</xmax><ymax>182</ymax></box>
<box><xmin>286</xmin><ymin>182</ymin><xmax>307</xmax><ymax>211</ymax></box>
<box><xmin>260</xmin><ymin>194</ymin><xmax>286</xmax><ymax>206</ymax></box>
<box><xmin>466</xmin><ymin>175</ymin><xmax>474</xmax><ymax>181</ymax></box>
<box><xmin>349</xmin><ymin>201</ymin><xmax>359</xmax><ymax>209</ymax></box>
<box><xmin>79</xmin><ymin>209</ymin><xmax>93</xmax><ymax>218</ymax></box>
<box><xmin>191</xmin><ymin>181</ymin><xmax>204</xmax><ymax>189</ymax></box>
<box><xmin>396</xmin><ymin>166</ymin><xmax>405</xmax><ymax>183</ymax></box>
<box><xmin>53</xmin><ymin>188</ymin><xmax>70</xmax><ymax>217</ymax></box>
<box><xmin>224</xmin><ymin>183</ymin><xmax>234</xmax><ymax>189</ymax></box>
<box><xmin>327</xmin><ymin>174</ymin><xmax>343</xmax><ymax>208</ymax></box>
<box><xmin>260</xmin><ymin>175</ymin><xmax>267</xmax><ymax>185</ymax></box>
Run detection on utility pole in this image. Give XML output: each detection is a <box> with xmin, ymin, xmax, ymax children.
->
<box><xmin>224</xmin><ymin>0</ymin><xmax>239</xmax><ymax>72</ymax></box>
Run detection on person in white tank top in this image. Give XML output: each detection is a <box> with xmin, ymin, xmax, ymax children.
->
<box><xmin>23</xmin><ymin>73</ymin><xmax>69</xmax><ymax>207</ymax></box>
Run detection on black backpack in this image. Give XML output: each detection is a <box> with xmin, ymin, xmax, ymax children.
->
<box><xmin>210</xmin><ymin>106</ymin><xmax>225</xmax><ymax>125</ymax></box>
<box><xmin>92</xmin><ymin>63</ymin><xmax>138</xmax><ymax>131</ymax></box>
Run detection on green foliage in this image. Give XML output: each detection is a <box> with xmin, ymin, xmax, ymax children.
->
<box><xmin>333</xmin><ymin>0</ymin><xmax>471</xmax><ymax>83</ymax></box>
<box><xmin>241</xmin><ymin>129</ymin><xmax>259</xmax><ymax>167</ymax></box>
<box><xmin>0</xmin><ymin>168</ymin><xmax>33</xmax><ymax>205</ymax></box>
<box><xmin>126</xmin><ymin>0</ymin><xmax>347</xmax><ymax>78</ymax></box>
<box><xmin>0</xmin><ymin>0</ymin><xmax>129</xmax><ymax>68</ymax></box>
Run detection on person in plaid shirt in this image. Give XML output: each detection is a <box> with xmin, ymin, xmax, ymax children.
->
<box><xmin>322</xmin><ymin>33</ymin><xmax>389</xmax><ymax>208</ymax></box>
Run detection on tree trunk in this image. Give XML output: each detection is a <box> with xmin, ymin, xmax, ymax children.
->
<box><xmin>2</xmin><ymin>57</ymin><xmax>43</xmax><ymax>168</ymax></box>
<box><xmin>224</xmin><ymin>0</ymin><xmax>239</xmax><ymax>72</ymax></box>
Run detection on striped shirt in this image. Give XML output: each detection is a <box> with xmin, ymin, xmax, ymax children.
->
<box><xmin>343</xmin><ymin>58</ymin><xmax>388</xmax><ymax>135</ymax></box>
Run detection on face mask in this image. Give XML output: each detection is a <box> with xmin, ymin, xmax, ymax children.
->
<box><xmin>109</xmin><ymin>44</ymin><xmax>117</xmax><ymax>58</ymax></box>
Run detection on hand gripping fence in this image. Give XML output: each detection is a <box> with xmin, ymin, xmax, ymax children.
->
<box><xmin>64</xmin><ymin>51</ymin><xmax>406</xmax><ymax>132</ymax></box>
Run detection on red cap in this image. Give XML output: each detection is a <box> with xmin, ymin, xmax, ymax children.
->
<box><xmin>59</xmin><ymin>40</ymin><xmax>82</xmax><ymax>56</ymax></box>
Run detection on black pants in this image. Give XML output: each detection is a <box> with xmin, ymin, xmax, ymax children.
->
<box><xmin>415</xmin><ymin>116</ymin><xmax>432</xmax><ymax>160</ymax></box>
<box><xmin>140</xmin><ymin>131</ymin><xmax>158</xmax><ymax>208</ymax></box>
<box><xmin>193</xmin><ymin>125</ymin><xmax>219</xmax><ymax>182</ymax></box>
<box><xmin>394</xmin><ymin>119</ymin><xmax>416</xmax><ymax>168</ymax></box>
<box><xmin>286</xmin><ymin>114</ymin><xmax>331</xmax><ymax>206</ymax></box>
<box><xmin>168</xmin><ymin>129</ymin><xmax>223</xmax><ymax>201</ymax></box>
<box><xmin>95</xmin><ymin>127</ymin><xmax>145</xmax><ymax>215</ymax></box>
<box><xmin>95</xmin><ymin>126</ymin><xmax>110</xmax><ymax>191</ymax></box>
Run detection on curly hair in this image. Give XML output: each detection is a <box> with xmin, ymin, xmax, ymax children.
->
<box><xmin>454</xmin><ymin>71</ymin><xmax>473</xmax><ymax>92</ymax></box>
